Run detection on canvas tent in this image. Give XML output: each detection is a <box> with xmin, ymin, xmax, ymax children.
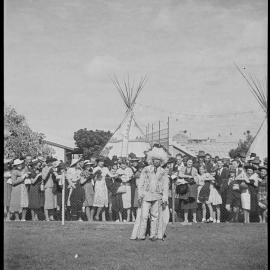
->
<box><xmin>235</xmin><ymin>64</ymin><xmax>267</xmax><ymax>161</ymax></box>
<box><xmin>100</xmin><ymin>76</ymin><xmax>151</xmax><ymax>158</ymax></box>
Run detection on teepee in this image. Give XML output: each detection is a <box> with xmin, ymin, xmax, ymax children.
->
<box><xmin>100</xmin><ymin>75</ymin><xmax>151</xmax><ymax>158</ymax></box>
<box><xmin>235</xmin><ymin>64</ymin><xmax>268</xmax><ymax>161</ymax></box>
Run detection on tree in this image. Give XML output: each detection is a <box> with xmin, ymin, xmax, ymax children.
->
<box><xmin>73</xmin><ymin>128</ymin><xmax>112</xmax><ymax>159</ymax></box>
<box><xmin>4</xmin><ymin>105</ymin><xmax>55</xmax><ymax>159</ymax></box>
<box><xmin>229</xmin><ymin>130</ymin><xmax>254</xmax><ymax>159</ymax></box>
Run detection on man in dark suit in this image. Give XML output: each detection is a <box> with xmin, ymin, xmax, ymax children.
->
<box><xmin>205</xmin><ymin>153</ymin><xmax>214</xmax><ymax>173</ymax></box>
<box><xmin>214</xmin><ymin>159</ymin><xmax>230</xmax><ymax>222</ymax></box>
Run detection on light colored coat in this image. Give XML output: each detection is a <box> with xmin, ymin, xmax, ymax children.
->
<box><xmin>137</xmin><ymin>165</ymin><xmax>169</xmax><ymax>202</ymax></box>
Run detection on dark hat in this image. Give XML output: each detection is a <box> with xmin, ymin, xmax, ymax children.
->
<box><xmin>251</xmin><ymin>156</ymin><xmax>261</xmax><ymax>165</ymax></box>
<box><xmin>198</xmin><ymin>150</ymin><xmax>206</xmax><ymax>157</ymax></box>
<box><xmin>250</xmin><ymin>153</ymin><xmax>256</xmax><ymax>158</ymax></box>
<box><xmin>46</xmin><ymin>156</ymin><xmax>57</xmax><ymax>164</ymax></box>
<box><xmin>244</xmin><ymin>164</ymin><xmax>256</xmax><ymax>171</ymax></box>
<box><xmin>58</xmin><ymin>162</ymin><xmax>66</xmax><ymax>170</ymax></box>
<box><xmin>167</xmin><ymin>157</ymin><xmax>176</xmax><ymax>164</ymax></box>
<box><xmin>258</xmin><ymin>165</ymin><xmax>267</xmax><ymax>171</ymax></box>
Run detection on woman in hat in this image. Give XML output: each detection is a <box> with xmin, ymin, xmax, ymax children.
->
<box><xmin>244</xmin><ymin>164</ymin><xmax>260</xmax><ymax>222</ymax></box>
<box><xmin>80</xmin><ymin>160</ymin><xmax>95</xmax><ymax>221</ymax></box>
<box><xmin>4</xmin><ymin>159</ymin><xmax>13</xmax><ymax>221</ymax></box>
<box><xmin>66</xmin><ymin>158</ymin><xmax>85</xmax><ymax>221</ymax></box>
<box><xmin>42</xmin><ymin>157</ymin><xmax>58</xmax><ymax>221</ymax></box>
<box><xmin>178</xmin><ymin>158</ymin><xmax>199</xmax><ymax>224</ymax></box>
<box><xmin>93</xmin><ymin>157</ymin><xmax>115</xmax><ymax>221</ymax></box>
<box><xmin>257</xmin><ymin>166</ymin><xmax>267</xmax><ymax>223</ymax></box>
<box><xmin>236</xmin><ymin>166</ymin><xmax>251</xmax><ymax>223</ymax></box>
<box><xmin>116</xmin><ymin>159</ymin><xmax>133</xmax><ymax>222</ymax></box>
<box><xmin>9</xmin><ymin>159</ymin><xmax>30</xmax><ymax>221</ymax></box>
<box><xmin>28</xmin><ymin>159</ymin><xmax>44</xmax><ymax>221</ymax></box>
<box><xmin>52</xmin><ymin>161</ymin><xmax>67</xmax><ymax>221</ymax></box>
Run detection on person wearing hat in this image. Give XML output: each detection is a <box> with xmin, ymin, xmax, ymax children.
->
<box><xmin>9</xmin><ymin>159</ymin><xmax>30</xmax><ymax>221</ymax></box>
<box><xmin>129</xmin><ymin>156</ymin><xmax>141</xmax><ymax>222</ymax></box>
<box><xmin>80</xmin><ymin>160</ymin><xmax>96</xmax><ymax>221</ymax></box>
<box><xmin>177</xmin><ymin>158</ymin><xmax>199</xmax><ymax>224</ymax></box>
<box><xmin>225</xmin><ymin>169</ymin><xmax>242</xmax><ymax>222</ymax></box>
<box><xmin>204</xmin><ymin>153</ymin><xmax>214</xmax><ymax>173</ymax></box>
<box><xmin>235</xmin><ymin>166</ymin><xmax>252</xmax><ymax>223</ymax></box>
<box><xmin>237</xmin><ymin>152</ymin><xmax>247</xmax><ymax>167</ymax></box>
<box><xmin>194</xmin><ymin>151</ymin><xmax>205</xmax><ymax>171</ymax></box>
<box><xmin>115</xmin><ymin>159</ymin><xmax>133</xmax><ymax>222</ymax></box>
<box><xmin>28</xmin><ymin>159</ymin><xmax>44</xmax><ymax>221</ymax></box>
<box><xmin>41</xmin><ymin>157</ymin><xmax>58</xmax><ymax>221</ymax></box>
<box><xmin>244</xmin><ymin>164</ymin><xmax>261</xmax><ymax>222</ymax></box>
<box><xmin>106</xmin><ymin>164</ymin><xmax>124</xmax><ymax>222</ymax></box>
<box><xmin>134</xmin><ymin>146</ymin><xmax>169</xmax><ymax>241</ymax></box>
<box><xmin>4</xmin><ymin>159</ymin><xmax>13</xmax><ymax>221</ymax></box>
<box><xmin>66</xmin><ymin>158</ymin><xmax>85</xmax><ymax>221</ymax></box>
<box><xmin>214</xmin><ymin>159</ymin><xmax>230</xmax><ymax>222</ymax></box>
<box><xmin>257</xmin><ymin>165</ymin><xmax>267</xmax><ymax>223</ymax></box>
<box><xmin>196</xmin><ymin>167</ymin><xmax>213</xmax><ymax>223</ymax></box>
<box><xmin>92</xmin><ymin>157</ymin><xmax>116</xmax><ymax>221</ymax></box>
<box><xmin>169</xmin><ymin>154</ymin><xmax>185</xmax><ymax>222</ymax></box>
<box><xmin>251</xmin><ymin>156</ymin><xmax>261</xmax><ymax>167</ymax></box>
<box><xmin>231</xmin><ymin>159</ymin><xmax>244</xmax><ymax>177</ymax></box>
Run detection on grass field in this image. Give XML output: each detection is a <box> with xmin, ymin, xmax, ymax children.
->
<box><xmin>4</xmin><ymin>221</ymin><xmax>267</xmax><ymax>270</ymax></box>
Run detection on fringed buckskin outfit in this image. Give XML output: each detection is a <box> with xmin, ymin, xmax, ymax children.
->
<box><xmin>134</xmin><ymin>165</ymin><xmax>169</xmax><ymax>240</ymax></box>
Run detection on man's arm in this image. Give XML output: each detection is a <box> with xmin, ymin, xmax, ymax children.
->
<box><xmin>137</xmin><ymin>168</ymin><xmax>147</xmax><ymax>200</ymax></box>
<box><xmin>162</xmin><ymin>172</ymin><xmax>169</xmax><ymax>203</ymax></box>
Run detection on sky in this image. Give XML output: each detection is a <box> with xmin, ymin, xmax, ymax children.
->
<box><xmin>5</xmin><ymin>0</ymin><xmax>267</xmax><ymax>147</ymax></box>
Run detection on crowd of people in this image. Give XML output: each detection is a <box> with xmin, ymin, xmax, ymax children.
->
<box><xmin>4</xmin><ymin>148</ymin><xmax>268</xmax><ymax>224</ymax></box>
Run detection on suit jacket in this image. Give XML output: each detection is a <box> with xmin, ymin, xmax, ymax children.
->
<box><xmin>215</xmin><ymin>167</ymin><xmax>230</xmax><ymax>194</ymax></box>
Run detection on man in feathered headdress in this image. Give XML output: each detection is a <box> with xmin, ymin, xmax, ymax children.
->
<box><xmin>134</xmin><ymin>145</ymin><xmax>169</xmax><ymax>241</ymax></box>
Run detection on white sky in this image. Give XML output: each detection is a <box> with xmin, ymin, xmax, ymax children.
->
<box><xmin>4</xmin><ymin>0</ymin><xmax>267</xmax><ymax>147</ymax></box>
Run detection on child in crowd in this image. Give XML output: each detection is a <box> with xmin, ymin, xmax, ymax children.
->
<box><xmin>226</xmin><ymin>169</ymin><xmax>241</xmax><ymax>222</ymax></box>
<box><xmin>197</xmin><ymin>167</ymin><xmax>214</xmax><ymax>223</ymax></box>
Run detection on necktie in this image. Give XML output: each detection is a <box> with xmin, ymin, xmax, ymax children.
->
<box><xmin>154</xmin><ymin>167</ymin><xmax>157</xmax><ymax>174</ymax></box>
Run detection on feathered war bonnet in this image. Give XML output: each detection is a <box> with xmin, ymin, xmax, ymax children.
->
<box><xmin>146</xmin><ymin>145</ymin><xmax>169</xmax><ymax>165</ymax></box>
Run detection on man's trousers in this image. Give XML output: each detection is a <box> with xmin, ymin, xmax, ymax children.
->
<box><xmin>138</xmin><ymin>200</ymin><xmax>159</xmax><ymax>239</ymax></box>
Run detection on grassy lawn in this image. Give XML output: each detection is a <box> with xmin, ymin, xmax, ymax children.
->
<box><xmin>4</xmin><ymin>222</ymin><xmax>267</xmax><ymax>270</ymax></box>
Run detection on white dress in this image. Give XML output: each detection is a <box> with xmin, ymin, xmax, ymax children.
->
<box><xmin>195</xmin><ymin>175</ymin><xmax>205</xmax><ymax>203</ymax></box>
<box><xmin>208</xmin><ymin>183</ymin><xmax>222</xmax><ymax>206</ymax></box>
<box><xmin>116</xmin><ymin>167</ymin><xmax>133</xmax><ymax>209</ymax></box>
<box><xmin>93</xmin><ymin>166</ymin><xmax>110</xmax><ymax>207</ymax></box>
<box><xmin>241</xmin><ymin>189</ymin><xmax>251</xmax><ymax>210</ymax></box>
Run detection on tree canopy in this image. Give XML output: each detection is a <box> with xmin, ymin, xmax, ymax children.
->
<box><xmin>73</xmin><ymin>128</ymin><xmax>112</xmax><ymax>159</ymax></box>
<box><xmin>229</xmin><ymin>130</ymin><xmax>254</xmax><ymax>159</ymax></box>
<box><xmin>4</xmin><ymin>105</ymin><xmax>54</xmax><ymax>159</ymax></box>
